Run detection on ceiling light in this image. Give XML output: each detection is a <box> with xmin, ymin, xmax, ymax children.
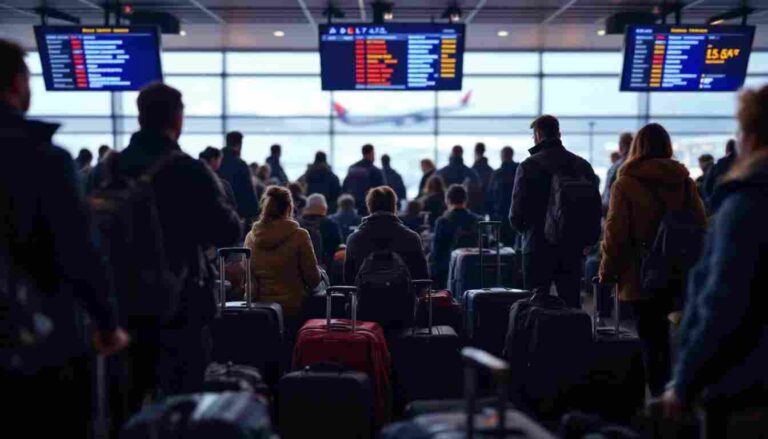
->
<box><xmin>372</xmin><ymin>1</ymin><xmax>394</xmax><ymax>24</ymax></box>
<box><xmin>497</xmin><ymin>30</ymin><xmax>509</xmax><ymax>37</ymax></box>
<box><xmin>442</xmin><ymin>5</ymin><xmax>462</xmax><ymax>23</ymax></box>
<box><xmin>179</xmin><ymin>29</ymin><xmax>187</xmax><ymax>36</ymax></box>
<box><xmin>273</xmin><ymin>30</ymin><xmax>285</xmax><ymax>37</ymax></box>
<box><xmin>597</xmin><ymin>29</ymin><xmax>606</xmax><ymax>36</ymax></box>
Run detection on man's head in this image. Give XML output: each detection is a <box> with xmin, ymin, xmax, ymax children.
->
<box><xmin>726</xmin><ymin>138</ymin><xmax>737</xmax><ymax>156</ymax></box>
<box><xmin>445</xmin><ymin>184</ymin><xmax>468</xmax><ymax>209</ymax></box>
<box><xmin>314</xmin><ymin>151</ymin><xmax>327</xmax><ymax>164</ymax></box>
<box><xmin>698</xmin><ymin>154</ymin><xmax>715</xmax><ymax>174</ymax></box>
<box><xmin>420</xmin><ymin>159</ymin><xmax>435</xmax><ymax>173</ymax></box>
<box><xmin>271</xmin><ymin>144</ymin><xmax>282</xmax><ymax>158</ymax></box>
<box><xmin>501</xmin><ymin>146</ymin><xmax>514</xmax><ymax>163</ymax></box>
<box><xmin>474</xmin><ymin>142</ymin><xmax>486</xmax><ymax>160</ymax></box>
<box><xmin>619</xmin><ymin>132</ymin><xmax>633</xmax><ymax>156</ymax></box>
<box><xmin>226</xmin><ymin>131</ymin><xmax>244</xmax><ymax>154</ymax></box>
<box><xmin>304</xmin><ymin>193</ymin><xmax>328</xmax><ymax>217</ymax></box>
<box><xmin>76</xmin><ymin>149</ymin><xmax>93</xmax><ymax>169</ymax></box>
<box><xmin>451</xmin><ymin>145</ymin><xmax>464</xmax><ymax>158</ymax></box>
<box><xmin>366</xmin><ymin>186</ymin><xmax>398</xmax><ymax>215</ymax></box>
<box><xmin>137</xmin><ymin>83</ymin><xmax>184</xmax><ymax>140</ymax></box>
<box><xmin>98</xmin><ymin>144</ymin><xmax>111</xmax><ymax>160</ymax></box>
<box><xmin>530</xmin><ymin>115</ymin><xmax>560</xmax><ymax>144</ymax></box>
<box><xmin>381</xmin><ymin>154</ymin><xmax>391</xmax><ymax>168</ymax></box>
<box><xmin>610</xmin><ymin>151</ymin><xmax>621</xmax><ymax>164</ymax></box>
<box><xmin>199</xmin><ymin>146</ymin><xmax>223</xmax><ymax>171</ymax></box>
<box><xmin>736</xmin><ymin>85</ymin><xmax>768</xmax><ymax>159</ymax></box>
<box><xmin>0</xmin><ymin>39</ymin><xmax>31</xmax><ymax>114</ymax></box>
<box><xmin>362</xmin><ymin>144</ymin><xmax>375</xmax><ymax>161</ymax></box>
<box><xmin>338</xmin><ymin>194</ymin><xmax>356</xmax><ymax>212</ymax></box>
<box><xmin>249</xmin><ymin>162</ymin><xmax>259</xmax><ymax>175</ymax></box>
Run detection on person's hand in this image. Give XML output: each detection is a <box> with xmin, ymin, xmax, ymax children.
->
<box><xmin>661</xmin><ymin>388</ymin><xmax>685</xmax><ymax>420</ymax></box>
<box><xmin>94</xmin><ymin>327</ymin><xmax>131</xmax><ymax>356</ymax></box>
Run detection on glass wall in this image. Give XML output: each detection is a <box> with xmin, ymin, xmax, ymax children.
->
<box><xmin>26</xmin><ymin>50</ymin><xmax>768</xmax><ymax>197</ymax></box>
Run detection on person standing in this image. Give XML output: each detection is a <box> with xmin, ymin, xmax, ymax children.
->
<box><xmin>471</xmin><ymin>142</ymin><xmax>493</xmax><ymax>215</ymax></box>
<box><xmin>199</xmin><ymin>146</ymin><xmax>238</xmax><ymax>212</ymax></box>
<box><xmin>488</xmin><ymin>146</ymin><xmax>519</xmax><ymax>246</ymax></box>
<box><xmin>696</xmin><ymin>154</ymin><xmax>715</xmax><ymax>195</ymax></box>
<box><xmin>599</xmin><ymin>123</ymin><xmax>706</xmax><ymax>397</ymax></box>
<box><xmin>437</xmin><ymin>145</ymin><xmax>480</xmax><ymax>188</ymax></box>
<box><xmin>0</xmin><ymin>39</ymin><xmax>129</xmax><ymax>437</ymax></box>
<box><xmin>602</xmin><ymin>132</ymin><xmax>633</xmax><ymax>215</ymax></box>
<box><xmin>510</xmin><ymin>115</ymin><xmax>601</xmax><ymax>308</ymax></box>
<box><xmin>219</xmin><ymin>131</ymin><xmax>259</xmax><ymax>229</ymax></box>
<box><xmin>342</xmin><ymin>144</ymin><xmax>385</xmax><ymax>215</ymax></box>
<box><xmin>299</xmin><ymin>193</ymin><xmax>343</xmax><ymax>269</ymax></box>
<box><xmin>266</xmin><ymin>143</ymin><xmax>289</xmax><ymax>186</ymax></box>
<box><xmin>381</xmin><ymin>154</ymin><xmax>407</xmax><ymax>205</ymax></box>
<box><xmin>418</xmin><ymin>158</ymin><xmax>436</xmax><ymax>198</ymax></box>
<box><xmin>703</xmin><ymin>139</ymin><xmax>738</xmax><ymax>211</ymax></box>
<box><xmin>430</xmin><ymin>185</ymin><xmax>481</xmax><ymax>288</ymax></box>
<box><xmin>329</xmin><ymin>194</ymin><xmax>362</xmax><ymax>242</ymax></box>
<box><xmin>300</xmin><ymin>151</ymin><xmax>341</xmax><ymax>213</ymax></box>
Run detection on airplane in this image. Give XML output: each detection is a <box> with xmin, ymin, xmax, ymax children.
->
<box><xmin>333</xmin><ymin>91</ymin><xmax>472</xmax><ymax>126</ymax></box>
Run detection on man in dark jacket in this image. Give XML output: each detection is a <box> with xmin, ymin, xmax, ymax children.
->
<box><xmin>199</xmin><ymin>146</ymin><xmax>238</xmax><ymax>212</ymax></box>
<box><xmin>488</xmin><ymin>146</ymin><xmax>519</xmax><ymax>246</ymax></box>
<box><xmin>438</xmin><ymin>145</ymin><xmax>480</xmax><ymax>188</ymax></box>
<box><xmin>343</xmin><ymin>144</ymin><xmax>385</xmax><ymax>215</ymax></box>
<box><xmin>430</xmin><ymin>185</ymin><xmax>481</xmax><ymax>288</ymax></box>
<box><xmin>0</xmin><ymin>40</ymin><xmax>129</xmax><ymax>437</ymax></box>
<box><xmin>299</xmin><ymin>193</ymin><xmax>343</xmax><ymax>269</ymax></box>
<box><xmin>345</xmin><ymin>186</ymin><xmax>428</xmax><ymax>283</ymax></box>
<box><xmin>418</xmin><ymin>159</ymin><xmax>436</xmax><ymax>198</ymax></box>
<box><xmin>381</xmin><ymin>154</ymin><xmax>407</xmax><ymax>204</ymax></box>
<box><xmin>101</xmin><ymin>84</ymin><xmax>242</xmax><ymax>407</ymax></box>
<box><xmin>300</xmin><ymin>151</ymin><xmax>341</xmax><ymax>213</ymax></box>
<box><xmin>602</xmin><ymin>132</ymin><xmax>633</xmax><ymax>215</ymax></box>
<box><xmin>219</xmin><ymin>131</ymin><xmax>259</xmax><ymax>228</ymax></box>
<box><xmin>510</xmin><ymin>115</ymin><xmax>599</xmax><ymax>308</ymax></box>
<box><xmin>703</xmin><ymin>139</ymin><xmax>737</xmax><ymax>210</ymax></box>
<box><xmin>663</xmin><ymin>86</ymin><xmax>768</xmax><ymax>427</ymax></box>
<box><xmin>330</xmin><ymin>194</ymin><xmax>362</xmax><ymax>242</ymax></box>
<box><xmin>266</xmin><ymin>143</ymin><xmax>289</xmax><ymax>186</ymax></box>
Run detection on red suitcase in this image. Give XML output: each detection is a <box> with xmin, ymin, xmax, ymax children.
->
<box><xmin>292</xmin><ymin>286</ymin><xmax>391</xmax><ymax>424</ymax></box>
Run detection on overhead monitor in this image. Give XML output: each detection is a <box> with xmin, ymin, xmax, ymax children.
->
<box><xmin>621</xmin><ymin>24</ymin><xmax>754</xmax><ymax>92</ymax></box>
<box><xmin>319</xmin><ymin>23</ymin><xmax>465</xmax><ymax>91</ymax></box>
<box><xmin>34</xmin><ymin>26</ymin><xmax>163</xmax><ymax>91</ymax></box>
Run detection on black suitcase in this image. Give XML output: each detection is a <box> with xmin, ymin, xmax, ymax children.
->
<box><xmin>278</xmin><ymin>363</ymin><xmax>373</xmax><ymax>439</ymax></box>
<box><xmin>121</xmin><ymin>392</ymin><xmax>272</xmax><ymax>439</ymax></box>
<box><xmin>577</xmin><ymin>279</ymin><xmax>645</xmax><ymax>423</ymax></box>
<box><xmin>210</xmin><ymin>248</ymin><xmax>284</xmax><ymax>386</ymax></box>
<box><xmin>202</xmin><ymin>362</ymin><xmax>269</xmax><ymax>396</ymax></box>
<box><xmin>382</xmin><ymin>347</ymin><xmax>556</xmax><ymax>439</ymax></box>
<box><xmin>392</xmin><ymin>280</ymin><xmax>463</xmax><ymax>405</ymax></box>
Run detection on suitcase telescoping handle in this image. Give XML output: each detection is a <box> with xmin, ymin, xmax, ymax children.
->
<box><xmin>217</xmin><ymin>247</ymin><xmax>253</xmax><ymax>309</ymax></box>
<box><xmin>591</xmin><ymin>277</ymin><xmax>621</xmax><ymax>339</ymax></box>
<box><xmin>478</xmin><ymin>221</ymin><xmax>502</xmax><ymax>289</ymax></box>
<box><xmin>325</xmin><ymin>286</ymin><xmax>358</xmax><ymax>333</ymax></box>
<box><xmin>461</xmin><ymin>347</ymin><xmax>510</xmax><ymax>439</ymax></box>
<box><xmin>412</xmin><ymin>279</ymin><xmax>434</xmax><ymax>333</ymax></box>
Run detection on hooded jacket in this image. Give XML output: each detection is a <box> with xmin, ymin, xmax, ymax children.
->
<box><xmin>673</xmin><ymin>150</ymin><xmax>768</xmax><ymax>403</ymax></box>
<box><xmin>245</xmin><ymin>219</ymin><xmax>321</xmax><ymax>317</ymax></box>
<box><xmin>437</xmin><ymin>156</ymin><xmax>480</xmax><ymax>188</ymax></box>
<box><xmin>344</xmin><ymin>212</ymin><xmax>429</xmax><ymax>284</ymax></box>
<box><xmin>600</xmin><ymin>158</ymin><xmax>707</xmax><ymax>301</ymax></box>
<box><xmin>300</xmin><ymin>163</ymin><xmax>341</xmax><ymax>213</ymax></box>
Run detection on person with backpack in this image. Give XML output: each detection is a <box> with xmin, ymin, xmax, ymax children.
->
<box><xmin>299</xmin><ymin>151</ymin><xmax>341</xmax><ymax>213</ymax></box>
<box><xmin>0</xmin><ymin>39</ymin><xmax>130</xmax><ymax>438</ymax></box>
<box><xmin>343</xmin><ymin>144</ymin><xmax>385</xmax><ymax>215</ymax></box>
<box><xmin>299</xmin><ymin>193</ymin><xmax>343</xmax><ymax>269</ymax></box>
<box><xmin>510</xmin><ymin>115</ymin><xmax>601</xmax><ymax>309</ymax></box>
<box><xmin>661</xmin><ymin>86</ymin><xmax>768</xmax><ymax>428</ymax></box>
<box><xmin>430</xmin><ymin>184</ymin><xmax>481</xmax><ymax>289</ymax></box>
<box><xmin>245</xmin><ymin>186</ymin><xmax>322</xmax><ymax>321</ymax></box>
<box><xmin>92</xmin><ymin>83</ymin><xmax>242</xmax><ymax>408</ymax></box>
<box><xmin>599</xmin><ymin>123</ymin><xmax>706</xmax><ymax>397</ymax></box>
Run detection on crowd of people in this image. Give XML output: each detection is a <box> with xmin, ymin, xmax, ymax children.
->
<box><xmin>3</xmin><ymin>36</ymin><xmax>768</xmax><ymax>436</ymax></box>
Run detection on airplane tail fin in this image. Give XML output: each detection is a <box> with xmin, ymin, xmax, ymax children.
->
<box><xmin>333</xmin><ymin>102</ymin><xmax>348</xmax><ymax>120</ymax></box>
<box><xmin>460</xmin><ymin>91</ymin><xmax>472</xmax><ymax>107</ymax></box>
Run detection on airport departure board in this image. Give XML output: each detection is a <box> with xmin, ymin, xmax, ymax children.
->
<box><xmin>319</xmin><ymin>23</ymin><xmax>464</xmax><ymax>91</ymax></box>
<box><xmin>34</xmin><ymin>26</ymin><xmax>163</xmax><ymax>91</ymax></box>
<box><xmin>621</xmin><ymin>25</ymin><xmax>754</xmax><ymax>91</ymax></box>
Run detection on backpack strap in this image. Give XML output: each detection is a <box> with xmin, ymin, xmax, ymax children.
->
<box><xmin>138</xmin><ymin>151</ymin><xmax>187</xmax><ymax>185</ymax></box>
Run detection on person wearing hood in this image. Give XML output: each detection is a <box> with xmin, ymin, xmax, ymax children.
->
<box><xmin>300</xmin><ymin>151</ymin><xmax>341</xmax><ymax>213</ymax></box>
<box><xmin>299</xmin><ymin>193</ymin><xmax>343</xmax><ymax>269</ymax></box>
<box><xmin>381</xmin><ymin>154</ymin><xmax>407</xmax><ymax>204</ymax></box>
<box><xmin>344</xmin><ymin>186</ymin><xmax>428</xmax><ymax>284</ymax></box>
<box><xmin>600</xmin><ymin>123</ymin><xmax>706</xmax><ymax>398</ymax></box>
<box><xmin>437</xmin><ymin>145</ymin><xmax>480</xmax><ymax>188</ymax></box>
<box><xmin>661</xmin><ymin>86</ymin><xmax>768</xmax><ymax>428</ymax></box>
<box><xmin>245</xmin><ymin>186</ymin><xmax>322</xmax><ymax>320</ymax></box>
<box><xmin>343</xmin><ymin>144</ymin><xmax>385</xmax><ymax>215</ymax></box>
<box><xmin>266</xmin><ymin>143</ymin><xmax>289</xmax><ymax>186</ymax></box>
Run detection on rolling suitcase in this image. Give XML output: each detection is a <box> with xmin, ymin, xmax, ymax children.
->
<box><xmin>278</xmin><ymin>363</ymin><xmax>373</xmax><ymax>439</ymax></box>
<box><xmin>578</xmin><ymin>278</ymin><xmax>645</xmax><ymax>423</ymax></box>
<box><xmin>121</xmin><ymin>392</ymin><xmax>272</xmax><ymax>439</ymax></box>
<box><xmin>381</xmin><ymin>347</ymin><xmax>556</xmax><ymax>439</ymax></box>
<box><xmin>414</xmin><ymin>288</ymin><xmax>462</xmax><ymax>333</ymax></box>
<box><xmin>210</xmin><ymin>247</ymin><xmax>284</xmax><ymax>386</ymax></box>
<box><xmin>292</xmin><ymin>286</ymin><xmax>392</xmax><ymax>425</ymax></box>
<box><xmin>464</xmin><ymin>222</ymin><xmax>531</xmax><ymax>356</ymax></box>
<box><xmin>392</xmin><ymin>280</ymin><xmax>463</xmax><ymax>404</ymax></box>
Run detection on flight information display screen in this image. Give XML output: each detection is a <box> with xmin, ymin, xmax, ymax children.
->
<box><xmin>621</xmin><ymin>25</ymin><xmax>754</xmax><ymax>91</ymax></box>
<box><xmin>34</xmin><ymin>26</ymin><xmax>163</xmax><ymax>91</ymax></box>
<box><xmin>319</xmin><ymin>23</ymin><xmax>464</xmax><ymax>91</ymax></box>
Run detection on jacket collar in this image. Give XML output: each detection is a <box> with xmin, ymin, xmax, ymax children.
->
<box><xmin>127</xmin><ymin>129</ymin><xmax>180</xmax><ymax>155</ymax></box>
<box><xmin>528</xmin><ymin>138</ymin><xmax>564</xmax><ymax>156</ymax></box>
<box><xmin>0</xmin><ymin>102</ymin><xmax>60</xmax><ymax>145</ymax></box>
<box><xmin>361</xmin><ymin>211</ymin><xmax>399</xmax><ymax>224</ymax></box>
<box><xmin>720</xmin><ymin>150</ymin><xmax>768</xmax><ymax>191</ymax></box>
<box><xmin>449</xmin><ymin>156</ymin><xmax>465</xmax><ymax>166</ymax></box>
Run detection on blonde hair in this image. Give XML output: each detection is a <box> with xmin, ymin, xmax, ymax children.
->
<box><xmin>259</xmin><ymin>185</ymin><xmax>293</xmax><ymax>223</ymax></box>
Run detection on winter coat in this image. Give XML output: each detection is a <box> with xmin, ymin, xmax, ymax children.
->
<box><xmin>219</xmin><ymin>147</ymin><xmax>259</xmax><ymax>223</ymax></box>
<box><xmin>437</xmin><ymin>156</ymin><xmax>480</xmax><ymax>188</ymax></box>
<box><xmin>329</xmin><ymin>209</ymin><xmax>362</xmax><ymax>242</ymax></box>
<box><xmin>299</xmin><ymin>213</ymin><xmax>343</xmax><ymax>269</ymax></box>
<box><xmin>418</xmin><ymin>169</ymin><xmax>435</xmax><ymax>198</ymax></box>
<box><xmin>245</xmin><ymin>219</ymin><xmax>322</xmax><ymax>317</ymax></box>
<box><xmin>383</xmin><ymin>165</ymin><xmax>407</xmax><ymax>202</ymax></box>
<box><xmin>488</xmin><ymin>160</ymin><xmax>518</xmax><ymax>221</ymax></box>
<box><xmin>342</xmin><ymin>159</ymin><xmax>385</xmax><ymax>215</ymax></box>
<box><xmin>430</xmin><ymin>208</ymin><xmax>481</xmax><ymax>286</ymax></box>
<box><xmin>301</xmin><ymin>163</ymin><xmax>341</xmax><ymax>213</ymax></box>
<box><xmin>599</xmin><ymin>158</ymin><xmax>707</xmax><ymax>301</ymax></box>
<box><xmin>419</xmin><ymin>192</ymin><xmax>447</xmax><ymax>229</ymax></box>
<box><xmin>266</xmin><ymin>155</ymin><xmax>289</xmax><ymax>186</ymax></box>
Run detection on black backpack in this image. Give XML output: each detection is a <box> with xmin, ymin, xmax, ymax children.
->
<box><xmin>88</xmin><ymin>152</ymin><xmax>189</xmax><ymax>326</ymax></box>
<box><xmin>544</xmin><ymin>165</ymin><xmax>602</xmax><ymax>247</ymax></box>
<box><xmin>636</xmin><ymin>179</ymin><xmax>705</xmax><ymax>300</ymax></box>
<box><xmin>355</xmin><ymin>250</ymin><xmax>413</xmax><ymax>330</ymax></box>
